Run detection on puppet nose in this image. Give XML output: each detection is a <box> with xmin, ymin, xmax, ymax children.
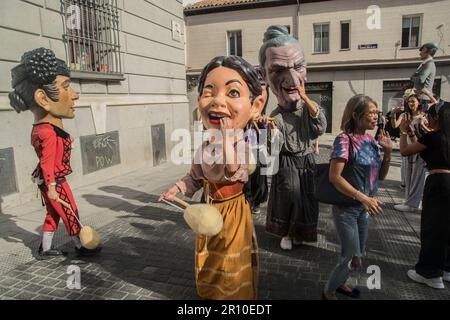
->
<box><xmin>211</xmin><ymin>95</ymin><xmax>227</xmax><ymax>109</ymax></box>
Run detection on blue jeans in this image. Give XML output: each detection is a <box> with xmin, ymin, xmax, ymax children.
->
<box><xmin>325</xmin><ymin>205</ymin><xmax>369</xmax><ymax>294</ymax></box>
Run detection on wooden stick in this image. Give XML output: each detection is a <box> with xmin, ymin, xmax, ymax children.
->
<box><xmin>173</xmin><ymin>197</ymin><xmax>190</xmax><ymax>209</ymax></box>
<box><xmin>57</xmin><ymin>198</ymin><xmax>84</xmax><ymax>228</ymax></box>
<box><xmin>57</xmin><ymin>198</ymin><xmax>73</xmax><ymax>212</ymax></box>
<box><xmin>252</xmin><ymin>120</ymin><xmax>261</xmax><ymax>135</ymax></box>
<box><xmin>161</xmin><ymin>199</ymin><xmax>184</xmax><ymax>212</ymax></box>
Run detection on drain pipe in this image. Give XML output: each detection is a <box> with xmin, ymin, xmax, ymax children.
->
<box><xmin>294</xmin><ymin>0</ymin><xmax>300</xmax><ymax>39</ymax></box>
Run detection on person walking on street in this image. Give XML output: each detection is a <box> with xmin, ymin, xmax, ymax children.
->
<box><xmin>323</xmin><ymin>94</ymin><xmax>393</xmax><ymax>300</ymax></box>
<box><xmin>400</xmin><ymin>101</ymin><xmax>450</xmax><ymax>289</ymax></box>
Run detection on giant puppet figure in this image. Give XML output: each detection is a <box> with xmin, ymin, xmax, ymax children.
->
<box><xmin>160</xmin><ymin>55</ymin><xmax>266</xmax><ymax>300</ymax></box>
<box><xmin>259</xmin><ymin>26</ymin><xmax>327</xmax><ymax>250</ymax></box>
<box><xmin>9</xmin><ymin>48</ymin><xmax>101</xmax><ymax>258</ymax></box>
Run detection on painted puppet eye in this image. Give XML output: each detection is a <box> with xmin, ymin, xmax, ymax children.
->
<box><xmin>202</xmin><ymin>90</ymin><xmax>213</xmax><ymax>98</ymax></box>
<box><xmin>228</xmin><ymin>89</ymin><xmax>240</xmax><ymax>98</ymax></box>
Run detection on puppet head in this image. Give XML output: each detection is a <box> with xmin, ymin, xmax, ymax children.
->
<box><xmin>9</xmin><ymin>47</ymin><xmax>78</xmax><ymax>119</ymax></box>
<box><xmin>259</xmin><ymin>25</ymin><xmax>306</xmax><ymax>111</ymax></box>
<box><xmin>197</xmin><ymin>55</ymin><xmax>265</xmax><ymax>130</ymax></box>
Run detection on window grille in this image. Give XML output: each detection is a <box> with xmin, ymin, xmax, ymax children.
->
<box><xmin>62</xmin><ymin>0</ymin><xmax>123</xmax><ymax>80</ymax></box>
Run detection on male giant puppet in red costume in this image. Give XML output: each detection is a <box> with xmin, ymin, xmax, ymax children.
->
<box><xmin>9</xmin><ymin>48</ymin><xmax>101</xmax><ymax>258</ymax></box>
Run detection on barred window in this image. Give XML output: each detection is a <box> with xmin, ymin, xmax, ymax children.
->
<box><xmin>62</xmin><ymin>0</ymin><xmax>123</xmax><ymax>80</ymax></box>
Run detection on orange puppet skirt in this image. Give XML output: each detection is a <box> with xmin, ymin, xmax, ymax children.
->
<box><xmin>195</xmin><ymin>193</ymin><xmax>259</xmax><ymax>300</ymax></box>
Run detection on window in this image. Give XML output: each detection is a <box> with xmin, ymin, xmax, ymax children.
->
<box><xmin>228</xmin><ymin>31</ymin><xmax>242</xmax><ymax>56</ymax></box>
<box><xmin>402</xmin><ymin>15</ymin><xmax>421</xmax><ymax>48</ymax></box>
<box><xmin>340</xmin><ymin>21</ymin><xmax>350</xmax><ymax>50</ymax></box>
<box><xmin>313</xmin><ymin>23</ymin><xmax>329</xmax><ymax>53</ymax></box>
<box><xmin>62</xmin><ymin>0</ymin><xmax>123</xmax><ymax>80</ymax></box>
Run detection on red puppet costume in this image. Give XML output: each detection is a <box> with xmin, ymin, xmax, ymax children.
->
<box><xmin>9</xmin><ymin>47</ymin><xmax>101</xmax><ymax>258</ymax></box>
<box><xmin>32</xmin><ymin>123</ymin><xmax>80</xmax><ymax>236</ymax></box>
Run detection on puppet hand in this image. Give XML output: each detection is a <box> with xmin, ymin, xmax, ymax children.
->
<box><xmin>256</xmin><ymin>115</ymin><xmax>270</xmax><ymax>126</ymax></box>
<box><xmin>47</xmin><ymin>185</ymin><xmax>59</xmax><ymax>201</ymax></box>
<box><xmin>220</xmin><ymin>117</ymin><xmax>235</xmax><ymax>143</ymax></box>
<box><xmin>297</xmin><ymin>80</ymin><xmax>307</xmax><ymax>99</ymax></box>
<box><xmin>159</xmin><ymin>185</ymin><xmax>180</xmax><ymax>201</ymax></box>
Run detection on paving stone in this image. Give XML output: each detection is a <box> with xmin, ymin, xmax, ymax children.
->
<box><xmin>120</xmin><ymin>284</ymin><xmax>141</xmax><ymax>294</ymax></box>
<box><xmin>23</xmin><ymin>283</ymin><xmax>45</xmax><ymax>293</ymax></box>
<box><xmin>15</xmin><ymin>292</ymin><xmax>37</xmax><ymax>300</ymax></box>
<box><xmin>124</xmin><ymin>293</ymin><xmax>140</xmax><ymax>300</ymax></box>
<box><xmin>39</xmin><ymin>278</ymin><xmax>60</xmax><ymax>287</ymax></box>
<box><xmin>16</xmin><ymin>273</ymin><xmax>35</xmax><ymax>281</ymax></box>
<box><xmin>38</xmin><ymin>287</ymin><xmax>55</xmax><ymax>295</ymax></box>
<box><xmin>103</xmin><ymin>290</ymin><xmax>128</xmax><ymax>300</ymax></box>
<box><xmin>49</xmin><ymin>288</ymin><xmax>71</xmax><ymax>298</ymax></box>
<box><xmin>32</xmin><ymin>295</ymin><xmax>53</xmax><ymax>300</ymax></box>
<box><xmin>0</xmin><ymin>286</ymin><xmax>11</xmax><ymax>295</ymax></box>
<box><xmin>0</xmin><ymin>277</ymin><xmax>17</xmax><ymax>286</ymax></box>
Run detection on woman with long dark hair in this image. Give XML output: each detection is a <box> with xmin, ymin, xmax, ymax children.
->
<box><xmin>323</xmin><ymin>94</ymin><xmax>393</xmax><ymax>300</ymax></box>
<box><xmin>392</xmin><ymin>93</ymin><xmax>428</xmax><ymax>212</ymax></box>
<box><xmin>400</xmin><ymin>101</ymin><xmax>450</xmax><ymax>289</ymax></box>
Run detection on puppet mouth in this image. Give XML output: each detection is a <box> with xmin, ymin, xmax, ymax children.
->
<box><xmin>208</xmin><ymin>112</ymin><xmax>229</xmax><ymax>124</ymax></box>
<box><xmin>283</xmin><ymin>87</ymin><xmax>299</xmax><ymax>95</ymax></box>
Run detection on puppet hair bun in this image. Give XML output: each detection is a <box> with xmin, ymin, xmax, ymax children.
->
<box><xmin>21</xmin><ymin>48</ymin><xmax>59</xmax><ymax>86</ymax></box>
<box><xmin>263</xmin><ymin>25</ymin><xmax>290</xmax><ymax>42</ymax></box>
<box><xmin>8</xmin><ymin>90</ymin><xmax>30</xmax><ymax>113</ymax></box>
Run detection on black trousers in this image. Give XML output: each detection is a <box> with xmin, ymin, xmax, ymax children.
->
<box><xmin>415</xmin><ymin>173</ymin><xmax>450</xmax><ymax>278</ymax></box>
<box><xmin>244</xmin><ymin>163</ymin><xmax>268</xmax><ymax>208</ymax></box>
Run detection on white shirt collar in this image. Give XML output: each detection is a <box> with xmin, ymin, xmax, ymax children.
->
<box><xmin>421</xmin><ymin>57</ymin><xmax>433</xmax><ymax>65</ymax></box>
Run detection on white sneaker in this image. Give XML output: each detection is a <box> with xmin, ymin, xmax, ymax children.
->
<box><xmin>407</xmin><ymin>269</ymin><xmax>445</xmax><ymax>289</ymax></box>
<box><xmin>394</xmin><ymin>204</ymin><xmax>415</xmax><ymax>212</ymax></box>
<box><xmin>280</xmin><ymin>236</ymin><xmax>292</xmax><ymax>250</ymax></box>
<box><xmin>443</xmin><ymin>272</ymin><xmax>450</xmax><ymax>282</ymax></box>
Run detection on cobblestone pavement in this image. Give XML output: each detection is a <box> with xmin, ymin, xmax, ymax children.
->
<box><xmin>1</xmin><ymin>146</ymin><xmax>450</xmax><ymax>300</ymax></box>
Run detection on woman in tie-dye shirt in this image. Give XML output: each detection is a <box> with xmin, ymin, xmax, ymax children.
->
<box><xmin>323</xmin><ymin>95</ymin><xmax>393</xmax><ymax>300</ymax></box>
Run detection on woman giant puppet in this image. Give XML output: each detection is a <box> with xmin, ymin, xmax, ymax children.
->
<box><xmin>9</xmin><ymin>48</ymin><xmax>101</xmax><ymax>258</ymax></box>
<box><xmin>160</xmin><ymin>56</ymin><xmax>266</xmax><ymax>299</ymax></box>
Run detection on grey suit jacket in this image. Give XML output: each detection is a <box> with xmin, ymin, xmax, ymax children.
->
<box><xmin>411</xmin><ymin>59</ymin><xmax>436</xmax><ymax>100</ymax></box>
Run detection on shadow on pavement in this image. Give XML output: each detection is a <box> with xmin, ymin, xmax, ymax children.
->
<box><xmin>0</xmin><ymin>208</ymin><xmax>41</xmax><ymax>261</ymax></box>
<box><xmin>98</xmin><ymin>185</ymin><xmax>156</xmax><ymax>204</ymax></box>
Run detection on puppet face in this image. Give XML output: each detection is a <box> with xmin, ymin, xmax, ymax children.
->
<box><xmin>198</xmin><ymin>66</ymin><xmax>263</xmax><ymax>130</ymax></box>
<box><xmin>37</xmin><ymin>75</ymin><xmax>79</xmax><ymax>119</ymax></box>
<box><xmin>264</xmin><ymin>43</ymin><xmax>306</xmax><ymax>110</ymax></box>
